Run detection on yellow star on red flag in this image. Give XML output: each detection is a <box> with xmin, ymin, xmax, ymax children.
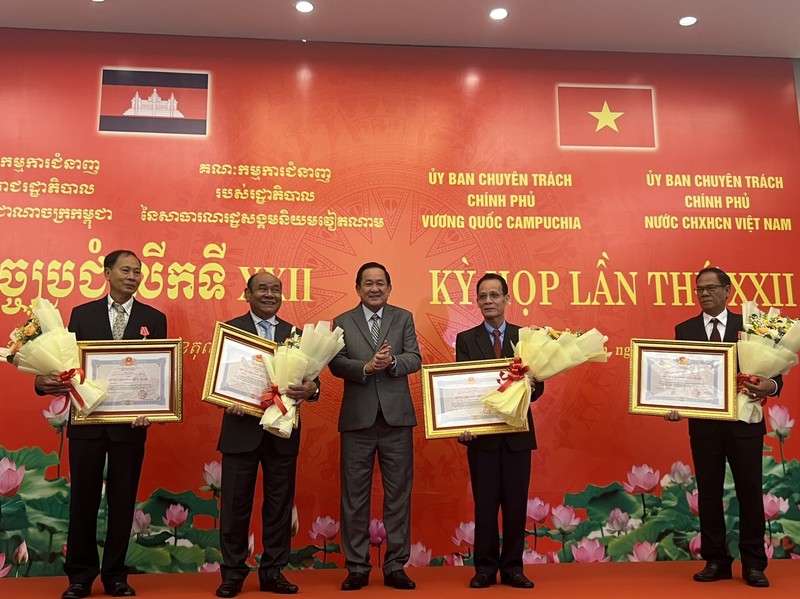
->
<box><xmin>588</xmin><ymin>101</ymin><xmax>624</xmax><ymax>132</ymax></box>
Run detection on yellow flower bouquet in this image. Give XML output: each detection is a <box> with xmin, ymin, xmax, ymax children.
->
<box><xmin>1</xmin><ymin>299</ymin><xmax>107</xmax><ymax>416</ymax></box>
<box><xmin>737</xmin><ymin>301</ymin><xmax>799</xmax><ymax>423</ymax></box>
<box><xmin>481</xmin><ymin>326</ymin><xmax>610</xmax><ymax>427</ymax></box>
<box><xmin>259</xmin><ymin>321</ymin><xmax>345</xmax><ymax>438</ymax></box>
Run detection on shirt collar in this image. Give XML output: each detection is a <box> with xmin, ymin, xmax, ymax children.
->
<box><xmin>107</xmin><ymin>295</ymin><xmax>134</xmax><ymax>313</ymax></box>
<box><xmin>703</xmin><ymin>309</ymin><xmax>728</xmax><ymax>327</ymax></box>
<box><xmin>250</xmin><ymin>312</ymin><xmax>278</xmax><ymax>328</ymax></box>
<box><xmin>483</xmin><ymin>320</ymin><xmax>507</xmax><ymax>336</ymax></box>
<box><xmin>362</xmin><ymin>304</ymin><xmax>385</xmax><ymax>321</ymax></box>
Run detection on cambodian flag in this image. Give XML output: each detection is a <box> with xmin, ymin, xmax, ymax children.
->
<box><xmin>99</xmin><ymin>69</ymin><xmax>209</xmax><ymax>135</ymax></box>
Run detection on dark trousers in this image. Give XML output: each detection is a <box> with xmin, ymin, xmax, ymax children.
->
<box><xmin>219</xmin><ymin>435</ymin><xmax>297</xmax><ymax>581</ymax></box>
<box><xmin>467</xmin><ymin>443</ymin><xmax>531</xmax><ymax>576</ymax></box>
<box><xmin>340</xmin><ymin>414</ymin><xmax>413</xmax><ymax>575</ymax></box>
<box><xmin>690</xmin><ymin>429</ymin><xmax>767</xmax><ymax>570</ymax></box>
<box><xmin>64</xmin><ymin>434</ymin><xmax>145</xmax><ymax>586</ymax></box>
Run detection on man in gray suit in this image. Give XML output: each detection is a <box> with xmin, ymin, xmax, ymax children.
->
<box><xmin>329</xmin><ymin>262</ymin><xmax>421</xmax><ymax>591</ymax></box>
<box><xmin>215</xmin><ymin>272</ymin><xmax>319</xmax><ymax>598</ymax></box>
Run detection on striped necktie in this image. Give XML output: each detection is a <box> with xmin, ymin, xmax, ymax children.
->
<box><xmin>369</xmin><ymin>313</ymin><xmax>381</xmax><ymax>346</ymax></box>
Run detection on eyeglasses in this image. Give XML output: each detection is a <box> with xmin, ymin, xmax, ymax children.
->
<box><xmin>694</xmin><ymin>285</ymin><xmax>726</xmax><ymax>294</ymax></box>
<box><xmin>477</xmin><ymin>291</ymin><xmax>505</xmax><ymax>301</ymax></box>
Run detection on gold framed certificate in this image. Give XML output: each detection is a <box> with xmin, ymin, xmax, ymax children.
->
<box><xmin>629</xmin><ymin>338</ymin><xmax>738</xmax><ymax>420</ymax></box>
<box><xmin>202</xmin><ymin>322</ymin><xmax>276</xmax><ymax>418</ymax></box>
<box><xmin>72</xmin><ymin>339</ymin><xmax>183</xmax><ymax>424</ymax></box>
<box><xmin>421</xmin><ymin>359</ymin><xmax>530</xmax><ymax>439</ymax></box>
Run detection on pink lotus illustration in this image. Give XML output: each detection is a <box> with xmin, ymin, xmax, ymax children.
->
<box><xmin>0</xmin><ymin>553</ymin><xmax>11</xmax><ymax>578</ymax></box>
<box><xmin>764</xmin><ymin>543</ymin><xmax>774</xmax><ymax>560</ymax></box>
<box><xmin>203</xmin><ymin>461</ymin><xmax>222</xmax><ymax>491</ymax></box>
<box><xmin>605</xmin><ymin>507</ymin><xmax>631</xmax><ymax>535</ymax></box>
<box><xmin>163</xmin><ymin>503</ymin><xmax>189</xmax><ymax>528</ymax></box>
<box><xmin>443</xmin><ymin>553</ymin><xmax>464</xmax><ymax>566</ymax></box>
<box><xmin>0</xmin><ymin>457</ymin><xmax>25</xmax><ymax>498</ymax></box>
<box><xmin>791</xmin><ymin>553</ymin><xmax>800</xmax><ymax>560</ymax></box>
<box><xmin>309</xmin><ymin>516</ymin><xmax>339</xmax><ymax>565</ymax></box>
<box><xmin>768</xmin><ymin>405</ymin><xmax>794</xmax><ymax>438</ymax></box>
<box><xmin>571</xmin><ymin>538</ymin><xmax>609</xmax><ymax>563</ymax></box>
<box><xmin>550</xmin><ymin>505</ymin><xmax>581</xmax><ymax>534</ymax></box>
<box><xmin>522</xmin><ymin>550</ymin><xmax>547</xmax><ymax>565</ymax></box>
<box><xmin>627</xmin><ymin>541</ymin><xmax>658</xmax><ymax>562</ymax></box>
<box><xmin>547</xmin><ymin>551</ymin><xmax>561</xmax><ymax>564</ymax></box>
<box><xmin>309</xmin><ymin>515</ymin><xmax>340</xmax><ymax>541</ymax></box>
<box><xmin>661</xmin><ymin>460</ymin><xmax>692</xmax><ymax>487</ymax></box>
<box><xmin>248</xmin><ymin>532</ymin><xmax>255</xmax><ymax>557</ymax></box>
<box><xmin>763</xmin><ymin>493</ymin><xmax>789</xmax><ymax>520</ymax></box>
<box><xmin>405</xmin><ymin>541</ymin><xmax>431</xmax><ymax>567</ymax></box>
<box><xmin>526</xmin><ymin>497</ymin><xmax>549</xmax><ymax>523</ymax></box>
<box><xmin>13</xmin><ymin>540</ymin><xmax>28</xmax><ymax>565</ymax></box>
<box><xmin>369</xmin><ymin>518</ymin><xmax>387</xmax><ymax>546</ymax></box>
<box><xmin>132</xmin><ymin>508</ymin><xmax>152</xmax><ymax>535</ymax></box>
<box><xmin>689</xmin><ymin>533</ymin><xmax>702</xmax><ymax>559</ymax></box>
<box><xmin>451</xmin><ymin>521</ymin><xmax>475</xmax><ymax>550</ymax></box>
<box><xmin>42</xmin><ymin>397</ymin><xmax>70</xmax><ymax>428</ymax></box>
<box><xmin>200</xmin><ymin>562</ymin><xmax>221</xmax><ymax>573</ymax></box>
<box><xmin>686</xmin><ymin>490</ymin><xmax>700</xmax><ymax>515</ymax></box>
<box><xmin>623</xmin><ymin>464</ymin><xmax>660</xmax><ymax>494</ymax></box>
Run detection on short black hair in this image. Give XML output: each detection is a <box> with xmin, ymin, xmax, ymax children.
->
<box><xmin>476</xmin><ymin>273</ymin><xmax>508</xmax><ymax>296</ymax></box>
<box><xmin>696</xmin><ymin>267</ymin><xmax>731</xmax><ymax>287</ymax></box>
<box><xmin>356</xmin><ymin>262</ymin><xmax>391</xmax><ymax>287</ymax></box>
<box><xmin>246</xmin><ymin>271</ymin><xmax>282</xmax><ymax>292</ymax></box>
<box><xmin>104</xmin><ymin>250</ymin><xmax>140</xmax><ymax>270</ymax></box>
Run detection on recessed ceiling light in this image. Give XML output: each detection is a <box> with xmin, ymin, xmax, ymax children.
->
<box><xmin>678</xmin><ymin>16</ymin><xmax>698</xmax><ymax>27</ymax></box>
<box><xmin>489</xmin><ymin>8</ymin><xmax>508</xmax><ymax>21</ymax></box>
<box><xmin>295</xmin><ymin>1</ymin><xmax>314</xmax><ymax>13</ymax></box>
<box><xmin>92</xmin><ymin>0</ymin><xmax>105</xmax><ymax>3</ymax></box>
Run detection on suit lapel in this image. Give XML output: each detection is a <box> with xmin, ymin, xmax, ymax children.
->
<box><xmin>473</xmin><ymin>326</ymin><xmax>494</xmax><ymax>359</ymax></box>
<box><xmin>274</xmin><ymin>319</ymin><xmax>293</xmax><ymax>344</ymax></box>
<box><xmin>378</xmin><ymin>306</ymin><xmax>395</xmax><ymax>347</ymax></box>
<box><xmin>723</xmin><ymin>310</ymin><xmax>741</xmax><ymax>342</ymax></box>
<box><xmin>351</xmin><ymin>305</ymin><xmax>375</xmax><ymax>347</ymax></box>
<box><xmin>95</xmin><ymin>296</ymin><xmax>114</xmax><ymax>339</ymax></box>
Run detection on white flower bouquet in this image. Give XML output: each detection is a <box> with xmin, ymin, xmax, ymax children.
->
<box><xmin>481</xmin><ymin>326</ymin><xmax>610</xmax><ymax>427</ymax></box>
<box><xmin>1</xmin><ymin>298</ymin><xmax>107</xmax><ymax>416</ymax></box>
<box><xmin>737</xmin><ymin>301</ymin><xmax>799</xmax><ymax>423</ymax></box>
<box><xmin>259</xmin><ymin>321</ymin><xmax>345</xmax><ymax>438</ymax></box>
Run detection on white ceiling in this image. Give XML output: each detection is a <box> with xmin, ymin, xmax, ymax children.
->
<box><xmin>3</xmin><ymin>0</ymin><xmax>800</xmax><ymax>59</ymax></box>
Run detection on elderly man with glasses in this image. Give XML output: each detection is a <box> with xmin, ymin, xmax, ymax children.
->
<box><xmin>666</xmin><ymin>267</ymin><xmax>780</xmax><ymax>588</ymax></box>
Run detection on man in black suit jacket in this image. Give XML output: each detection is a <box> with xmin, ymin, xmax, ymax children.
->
<box><xmin>35</xmin><ymin>250</ymin><xmax>167</xmax><ymax>599</ymax></box>
<box><xmin>215</xmin><ymin>272</ymin><xmax>319</xmax><ymax>599</ymax></box>
<box><xmin>455</xmin><ymin>273</ymin><xmax>543</xmax><ymax>590</ymax></box>
<box><xmin>668</xmin><ymin>267</ymin><xmax>780</xmax><ymax>588</ymax></box>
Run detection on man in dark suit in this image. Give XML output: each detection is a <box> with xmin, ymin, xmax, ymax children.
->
<box><xmin>455</xmin><ymin>273</ymin><xmax>543</xmax><ymax>589</ymax></box>
<box><xmin>35</xmin><ymin>250</ymin><xmax>167</xmax><ymax>599</ymax></box>
<box><xmin>329</xmin><ymin>262</ymin><xmax>421</xmax><ymax>591</ymax></box>
<box><xmin>215</xmin><ymin>272</ymin><xmax>319</xmax><ymax>598</ymax></box>
<box><xmin>668</xmin><ymin>267</ymin><xmax>780</xmax><ymax>588</ymax></box>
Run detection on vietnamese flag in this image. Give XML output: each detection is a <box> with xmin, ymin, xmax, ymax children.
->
<box><xmin>99</xmin><ymin>69</ymin><xmax>209</xmax><ymax>135</ymax></box>
<box><xmin>557</xmin><ymin>85</ymin><xmax>656</xmax><ymax>149</ymax></box>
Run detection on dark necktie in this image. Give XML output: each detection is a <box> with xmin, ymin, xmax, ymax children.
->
<box><xmin>709</xmin><ymin>318</ymin><xmax>721</xmax><ymax>342</ymax></box>
<box><xmin>492</xmin><ymin>329</ymin><xmax>502</xmax><ymax>358</ymax></box>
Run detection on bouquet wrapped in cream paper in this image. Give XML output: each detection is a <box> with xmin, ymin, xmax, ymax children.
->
<box><xmin>481</xmin><ymin>326</ymin><xmax>610</xmax><ymax>427</ymax></box>
<box><xmin>259</xmin><ymin>321</ymin><xmax>345</xmax><ymax>438</ymax></box>
<box><xmin>737</xmin><ymin>301</ymin><xmax>799</xmax><ymax>424</ymax></box>
<box><xmin>1</xmin><ymin>298</ymin><xmax>107</xmax><ymax>416</ymax></box>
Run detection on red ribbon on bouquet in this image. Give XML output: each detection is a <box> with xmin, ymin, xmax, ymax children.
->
<box><xmin>496</xmin><ymin>357</ymin><xmax>530</xmax><ymax>392</ymax></box>
<box><xmin>54</xmin><ymin>368</ymin><xmax>87</xmax><ymax>411</ymax></box>
<box><xmin>261</xmin><ymin>384</ymin><xmax>287</xmax><ymax>414</ymax></box>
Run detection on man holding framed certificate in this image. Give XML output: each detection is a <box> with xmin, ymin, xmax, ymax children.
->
<box><xmin>667</xmin><ymin>267</ymin><xmax>781</xmax><ymax>588</ymax></box>
<box><xmin>35</xmin><ymin>249</ymin><xmax>167</xmax><ymax>599</ymax></box>
<box><xmin>215</xmin><ymin>272</ymin><xmax>319</xmax><ymax>599</ymax></box>
<box><xmin>455</xmin><ymin>273</ymin><xmax>543</xmax><ymax>590</ymax></box>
